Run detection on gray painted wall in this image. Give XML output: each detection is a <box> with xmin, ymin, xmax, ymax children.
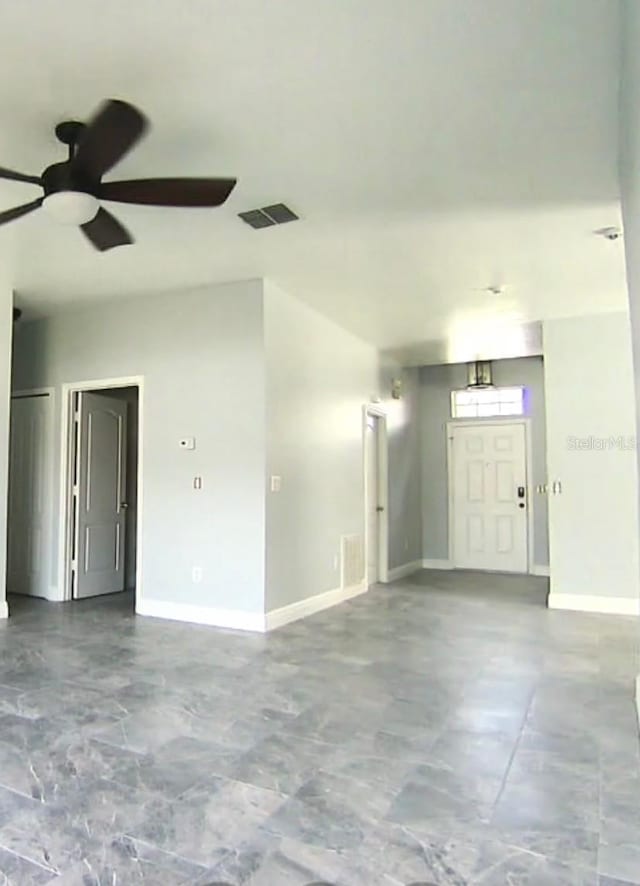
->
<box><xmin>385</xmin><ymin>365</ymin><xmax>423</xmax><ymax>570</ymax></box>
<box><xmin>419</xmin><ymin>356</ymin><xmax>549</xmax><ymax>567</ymax></box>
<box><xmin>264</xmin><ymin>282</ymin><xmax>379</xmax><ymax>611</ymax></box>
<box><xmin>263</xmin><ymin>283</ymin><xmax>423</xmax><ymax>611</ymax></box>
<box><xmin>620</xmin><ymin>0</ymin><xmax>640</xmax><ymax>542</ymax></box>
<box><xmin>0</xmin><ymin>289</ymin><xmax>11</xmax><ymax>615</ymax></box>
<box><xmin>11</xmin><ymin>281</ymin><xmax>266</xmax><ymax>614</ymax></box>
<box><xmin>543</xmin><ymin>313</ymin><xmax>639</xmax><ymax>601</ymax></box>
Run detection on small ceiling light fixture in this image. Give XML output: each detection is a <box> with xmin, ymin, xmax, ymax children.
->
<box><xmin>42</xmin><ymin>191</ymin><xmax>99</xmax><ymax>226</ymax></box>
<box><xmin>466</xmin><ymin>360</ymin><xmax>493</xmax><ymax>389</ymax></box>
<box><xmin>473</xmin><ymin>284</ymin><xmax>508</xmax><ymax>296</ymax></box>
<box><xmin>595</xmin><ymin>226</ymin><xmax>622</xmax><ymax>241</ymax></box>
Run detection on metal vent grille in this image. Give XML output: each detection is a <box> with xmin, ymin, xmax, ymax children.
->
<box><xmin>262</xmin><ymin>203</ymin><xmax>298</xmax><ymax>224</ymax></box>
<box><xmin>341</xmin><ymin>534</ymin><xmax>365</xmax><ymax>589</ymax></box>
<box><xmin>238</xmin><ymin>203</ymin><xmax>299</xmax><ymax>229</ymax></box>
<box><xmin>238</xmin><ymin>209</ymin><xmax>275</xmax><ymax>229</ymax></box>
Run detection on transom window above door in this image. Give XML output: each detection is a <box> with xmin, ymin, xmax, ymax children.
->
<box><xmin>451</xmin><ymin>386</ymin><xmax>525</xmax><ymax>418</ymax></box>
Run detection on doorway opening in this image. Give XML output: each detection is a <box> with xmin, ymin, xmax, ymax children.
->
<box><xmin>364</xmin><ymin>406</ymin><xmax>389</xmax><ymax>587</ymax></box>
<box><xmin>447</xmin><ymin>419</ymin><xmax>533</xmax><ymax>573</ymax></box>
<box><xmin>60</xmin><ymin>378</ymin><xmax>142</xmax><ymax>604</ymax></box>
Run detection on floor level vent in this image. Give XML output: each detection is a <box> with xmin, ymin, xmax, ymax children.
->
<box><xmin>341</xmin><ymin>534</ymin><xmax>364</xmax><ymax>589</ymax></box>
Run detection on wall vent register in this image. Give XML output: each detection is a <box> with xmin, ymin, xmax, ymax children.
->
<box><xmin>451</xmin><ymin>386</ymin><xmax>525</xmax><ymax>419</ymax></box>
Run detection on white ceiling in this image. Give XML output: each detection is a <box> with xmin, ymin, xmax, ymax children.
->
<box><xmin>1</xmin><ymin>0</ymin><xmax>627</xmax><ymax>360</ymax></box>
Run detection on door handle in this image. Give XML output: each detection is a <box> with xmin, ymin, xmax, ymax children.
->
<box><xmin>376</xmin><ymin>506</ymin><xmax>385</xmax><ymax>512</ymax></box>
<box><xmin>120</xmin><ymin>502</ymin><xmax>129</xmax><ymax>510</ymax></box>
<box><xmin>517</xmin><ymin>486</ymin><xmax>525</xmax><ymax>499</ymax></box>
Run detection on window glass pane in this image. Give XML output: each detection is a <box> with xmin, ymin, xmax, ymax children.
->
<box><xmin>451</xmin><ymin>386</ymin><xmax>525</xmax><ymax>418</ymax></box>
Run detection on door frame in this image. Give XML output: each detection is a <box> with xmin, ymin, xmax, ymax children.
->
<box><xmin>58</xmin><ymin>376</ymin><xmax>144</xmax><ymax>604</ymax></box>
<box><xmin>363</xmin><ymin>403</ymin><xmax>389</xmax><ymax>585</ymax></box>
<box><xmin>446</xmin><ymin>417</ymin><xmax>534</xmax><ymax>574</ymax></box>
<box><xmin>9</xmin><ymin>387</ymin><xmax>56</xmax><ymax>601</ymax></box>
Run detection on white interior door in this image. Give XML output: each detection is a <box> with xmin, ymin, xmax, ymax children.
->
<box><xmin>365</xmin><ymin>414</ymin><xmax>381</xmax><ymax>586</ymax></box>
<box><xmin>451</xmin><ymin>422</ymin><xmax>528</xmax><ymax>572</ymax></box>
<box><xmin>74</xmin><ymin>391</ymin><xmax>128</xmax><ymax>599</ymax></box>
<box><xmin>7</xmin><ymin>395</ymin><xmax>53</xmax><ymax>597</ymax></box>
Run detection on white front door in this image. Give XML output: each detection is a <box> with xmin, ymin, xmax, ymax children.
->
<box><xmin>451</xmin><ymin>422</ymin><xmax>528</xmax><ymax>573</ymax></box>
<box><xmin>365</xmin><ymin>414</ymin><xmax>381</xmax><ymax>586</ymax></box>
<box><xmin>7</xmin><ymin>395</ymin><xmax>53</xmax><ymax>597</ymax></box>
<box><xmin>74</xmin><ymin>391</ymin><xmax>128</xmax><ymax>599</ymax></box>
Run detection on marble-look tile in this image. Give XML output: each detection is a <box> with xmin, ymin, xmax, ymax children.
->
<box><xmin>386</xmin><ymin>762</ymin><xmax>503</xmax><ymax>829</ymax></box>
<box><xmin>0</xmin><ymin>684</ymin><xmax>23</xmax><ymax>716</ymax></box>
<box><xmin>428</xmin><ymin>729</ymin><xmax>516</xmax><ymax>780</ymax></box>
<box><xmin>492</xmin><ymin>778</ymin><xmax>599</xmax><ymax>834</ymax></box>
<box><xmin>130</xmin><ymin>776</ymin><xmax>287</xmax><ymax>867</ymax></box>
<box><xmin>263</xmin><ymin>769</ymin><xmax>398</xmax><ymax>851</ymax></box>
<box><xmin>355</xmin><ymin>820</ymin><xmax>598</xmax><ymax>886</ymax></box>
<box><xmin>193</xmin><ymin>832</ymin><xmax>280</xmax><ymax>885</ymax></box>
<box><xmin>211</xmin><ymin>836</ymin><xmax>366</xmax><ymax>886</ymax></box>
<box><xmin>486</xmin><ymin>825</ymin><xmax>599</xmax><ymax>872</ymax></box>
<box><xmin>96</xmin><ymin>735</ymin><xmax>241</xmax><ymax>798</ymax></box>
<box><xmin>228</xmin><ymin>733</ymin><xmax>334</xmax><ymax>795</ymax></box>
<box><xmin>598</xmin><ymin>820</ymin><xmax>640</xmax><ymax>886</ymax></box>
<box><xmin>1</xmin><ymin>570</ymin><xmax>638</xmax><ymax>886</ymax></box>
<box><xmin>519</xmin><ymin>726</ymin><xmax>600</xmax><ymax>766</ymax></box>
<box><xmin>0</xmin><ymin>846</ymin><xmax>54</xmax><ymax>885</ymax></box>
<box><xmin>0</xmin><ymin>784</ymin><xmax>42</xmax><ymax>826</ymax></box>
<box><xmin>599</xmin><ymin>877</ymin><xmax>640</xmax><ymax>885</ymax></box>
<box><xmin>0</xmin><ymin>778</ymin><xmax>160</xmax><ymax>874</ymax></box>
<box><xmin>0</xmin><ymin>735</ymin><xmax>143</xmax><ymax>802</ymax></box>
<box><xmin>52</xmin><ymin>835</ymin><xmax>207</xmax><ymax>885</ymax></box>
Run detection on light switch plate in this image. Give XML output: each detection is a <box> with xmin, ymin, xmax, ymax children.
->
<box><xmin>179</xmin><ymin>437</ymin><xmax>196</xmax><ymax>450</ymax></box>
<box><xmin>270</xmin><ymin>475</ymin><xmax>282</xmax><ymax>493</ymax></box>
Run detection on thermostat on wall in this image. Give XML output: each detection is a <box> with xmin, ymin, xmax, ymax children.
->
<box><xmin>179</xmin><ymin>437</ymin><xmax>196</xmax><ymax>450</ymax></box>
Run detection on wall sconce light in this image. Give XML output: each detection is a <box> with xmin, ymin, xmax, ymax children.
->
<box><xmin>391</xmin><ymin>378</ymin><xmax>402</xmax><ymax>400</ymax></box>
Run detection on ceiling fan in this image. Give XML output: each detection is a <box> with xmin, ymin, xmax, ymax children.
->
<box><xmin>0</xmin><ymin>99</ymin><xmax>237</xmax><ymax>251</ymax></box>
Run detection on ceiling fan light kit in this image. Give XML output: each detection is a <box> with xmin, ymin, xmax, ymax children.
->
<box><xmin>42</xmin><ymin>191</ymin><xmax>99</xmax><ymax>225</ymax></box>
<box><xmin>0</xmin><ymin>98</ymin><xmax>238</xmax><ymax>251</ymax></box>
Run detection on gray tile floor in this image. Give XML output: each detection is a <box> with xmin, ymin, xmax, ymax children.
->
<box><xmin>0</xmin><ymin>569</ymin><xmax>638</xmax><ymax>884</ymax></box>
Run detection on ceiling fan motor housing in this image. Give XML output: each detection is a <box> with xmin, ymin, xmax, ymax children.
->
<box><xmin>41</xmin><ymin>161</ymin><xmax>95</xmax><ymax>197</ymax></box>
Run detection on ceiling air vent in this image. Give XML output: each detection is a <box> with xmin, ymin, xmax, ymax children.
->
<box><xmin>238</xmin><ymin>203</ymin><xmax>299</xmax><ymax>229</ymax></box>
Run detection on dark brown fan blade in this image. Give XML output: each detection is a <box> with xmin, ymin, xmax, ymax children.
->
<box><xmin>99</xmin><ymin>177</ymin><xmax>237</xmax><ymax>207</ymax></box>
<box><xmin>80</xmin><ymin>207</ymin><xmax>133</xmax><ymax>251</ymax></box>
<box><xmin>0</xmin><ymin>197</ymin><xmax>43</xmax><ymax>226</ymax></box>
<box><xmin>0</xmin><ymin>167</ymin><xmax>41</xmax><ymax>186</ymax></box>
<box><xmin>72</xmin><ymin>100</ymin><xmax>148</xmax><ymax>181</ymax></box>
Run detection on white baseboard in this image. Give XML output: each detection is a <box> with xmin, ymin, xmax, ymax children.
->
<box><xmin>531</xmin><ymin>564</ymin><xmax>550</xmax><ymax>577</ymax></box>
<box><xmin>422</xmin><ymin>558</ymin><xmax>453</xmax><ymax>570</ymax></box>
<box><xmin>136</xmin><ymin>598</ymin><xmax>266</xmax><ymax>632</ymax></box>
<box><xmin>548</xmin><ymin>593</ymin><xmax>640</xmax><ymax>616</ymax></box>
<box><xmin>386</xmin><ymin>560</ymin><xmax>423</xmax><ymax>582</ymax></box>
<box><xmin>0</xmin><ymin>599</ymin><xmax>7</xmax><ymax>619</ymax></box>
<box><xmin>137</xmin><ymin>582</ymin><xmax>368</xmax><ymax>633</ymax></box>
<box><xmin>265</xmin><ymin>582</ymin><xmax>367</xmax><ymax>631</ymax></box>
